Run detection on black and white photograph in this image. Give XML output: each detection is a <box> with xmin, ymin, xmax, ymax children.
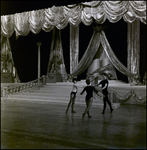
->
<box><xmin>1</xmin><ymin>1</ymin><xmax>146</xmax><ymax>149</ymax></box>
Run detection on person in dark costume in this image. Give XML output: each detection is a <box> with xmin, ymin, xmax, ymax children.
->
<box><xmin>65</xmin><ymin>78</ymin><xmax>80</xmax><ymax>114</ymax></box>
<box><xmin>97</xmin><ymin>73</ymin><xmax>113</xmax><ymax>114</ymax></box>
<box><xmin>80</xmin><ymin>79</ymin><xmax>99</xmax><ymax>119</ymax></box>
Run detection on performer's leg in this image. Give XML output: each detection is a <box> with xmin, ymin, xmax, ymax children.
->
<box><xmin>66</xmin><ymin>93</ymin><xmax>73</xmax><ymax>114</ymax></box>
<box><xmin>71</xmin><ymin>94</ymin><xmax>76</xmax><ymax>113</ymax></box>
<box><xmin>82</xmin><ymin>98</ymin><xmax>88</xmax><ymax>119</ymax></box>
<box><xmin>86</xmin><ymin>100</ymin><xmax>90</xmax><ymax>117</ymax></box>
<box><xmin>102</xmin><ymin>97</ymin><xmax>107</xmax><ymax>114</ymax></box>
<box><xmin>105</xmin><ymin>96</ymin><xmax>113</xmax><ymax>113</ymax></box>
<box><xmin>87</xmin><ymin>98</ymin><xmax>92</xmax><ymax>118</ymax></box>
<box><xmin>83</xmin><ymin>98</ymin><xmax>92</xmax><ymax>119</ymax></box>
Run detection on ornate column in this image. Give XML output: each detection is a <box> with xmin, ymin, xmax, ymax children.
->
<box><xmin>37</xmin><ymin>42</ymin><xmax>42</xmax><ymax>83</ymax></box>
<box><xmin>70</xmin><ymin>25</ymin><xmax>79</xmax><ymax>74</ymax></box>
<box><xmin>127</xmin><ymin>20</ymin><xmax>140</xmax><ymax>83</ymax></box>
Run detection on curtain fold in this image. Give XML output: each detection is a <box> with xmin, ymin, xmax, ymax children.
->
<box><xmin>70</xmin><ymin>25</ymin><xmax>79</xmax><ymax>74</ymax></box>
<box><xmin>42</xmin><ymin>6</ymin><xmax>69</xmax><ymax>32</ymax></box>
<box><xmin>71</xmin><ymin>30</ymin><xmax>101</xmax><ymax>77</ymax></box>
<box><xmin>14</xmin><ymin>12</ymin><xmax>31</xmax><ymax>39</ymax></box>
<box><xmin>63</xmin><ymin>4</ymin><xmax>82</xmax><ymax>26</ymax></box>
<box><xmin>1</xmin><ymin>1</ymin><xmax>146</xmax><ymax>38</ymax></box>
<box><xmin>29</xmin><ymin>9</ymin><xmax>45</xmax><ymax>34</ymax></box>
<box><xmin>123</xmin><ymin>1</ymin><xmax>146</xmax><ymax>24</ymax></box>
<box><xmin>1</xmin><ymin>15</ymin><xmax>14</xmax><ymax>38</ymax></box>
<box><xmin>47</xmin><ymin>27</ymin><xmax>67</xmax><ymax>80</ymax></box>
<box><xmin>1</xmin><ymin>35</ymin><xmax>20</xmax><ymax>82</ymax></box>
<box><xmin>100</xmin><ymin>31</ymin><xmax>135</xmax><ymax>77</ymax></box>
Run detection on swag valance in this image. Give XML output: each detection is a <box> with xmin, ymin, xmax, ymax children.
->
<box><xmin>1</xmin><ymin>1</ymin><xmax>146</xmax><ymax>38</ymax></box>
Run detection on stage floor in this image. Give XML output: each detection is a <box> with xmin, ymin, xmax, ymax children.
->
<box><xmin>1</xmin><ymin>100</ymin><xmax>146</xmax><ymax>149</ymax></box>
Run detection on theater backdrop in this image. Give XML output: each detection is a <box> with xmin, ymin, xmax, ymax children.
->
<box><xmin>1</xmin><ymin>1</ymin><xmax>146</xmax><ymax>84</ymax></box>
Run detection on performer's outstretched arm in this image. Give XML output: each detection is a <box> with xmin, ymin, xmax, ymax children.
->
<box><xmin>80</xmin><ymin>88</ymin><xmax>86</xmax><ymax>95</ymax></box>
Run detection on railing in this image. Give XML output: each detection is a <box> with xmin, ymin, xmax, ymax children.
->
<box><xmin>112</xmin><ymin>88</ymin><xmax>146</xmax><ymax>104</ymax></box>
<box><xmin>94</xmin><ymin>88</ymin><xmax>146</xmax><ymax>105</ymax></box>
<box><xmin>107</xmin><ymin>88</ymin><xmax>146</xmax><ymax>104</ymax></box>
<box><xmin>1</xmin><ymin>75</ymin><xmax>47</xmax><ymax>98</ymax></box>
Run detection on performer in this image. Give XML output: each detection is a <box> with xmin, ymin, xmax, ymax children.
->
<box><xmin>97</xmin><ymin>73</ymin><xmax>113</xmax><ymax>114</ymax></box>
<box><xmin>80</xmin><ymin>79</ymin><xmax>99</xmax><ymax>119</ymax></box>
<box><xmin>65</xmin><ymin>78</ymin><xmax>82</xmax><ymax>114</ymax></box>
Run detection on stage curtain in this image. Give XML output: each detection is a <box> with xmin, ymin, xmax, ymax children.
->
<box><xmin>71</xmin><ymin>29</ymin><xmax>136</xmax><ymax>78</ymax></box>
<box><xmin>127</xmin><ymin>20</ymin><xmax>140</xmax><ymax>83</ymax></box>
<box><xmin>70</xmin><ymin>25</ymin><xmax>79</xmax><ymax>74</ymax></box>
<box><xmin>63</xmin><ymin>4</ymin><xmax>82</xmax><ymax>27</ymax></box>
<box><xmin>42</xmin><ymin>6</ymin><xmax>69</xmax><ymax>31</ymax></box>
<box><xmin>29</xmin><ymin>9</ymin><xmax>45</xmax><ymax>34</ymax></box>
<box><xmin>1</xmin><ymin>35</ymin><xmax>20</xmax><ymax>82</ymax></box>
<box><xmin>14</xmin><ymin>12</ymin><xmax>31</xmax><ymax>39</ymax></box>
<box><xmin>100</xmin><ymin>30</ymin><xmax>136</xmax><ymax>77</ymax></box>
<box><xmin>47</xmin><ymin>27</ymin><xmax>67</xmax><ymax>80</ymax></box>
<box><xmin>1</xmin><ymin>15</ymin><xmax>14</xmax><ymax>38</ymax></box>
<box><xmin>1</xmin><ymin>1</ymin><xmax>146</xmax><ymax>38</ymax></box>
<box><xmin>123</xmin><ymin>1</ymin><xmax>146</xmax><ymax>24</ymax></box>
<box><xmin>71</xmin><ymin>30</ymin><xmax>101</xmax><ymax>77</ymax></box>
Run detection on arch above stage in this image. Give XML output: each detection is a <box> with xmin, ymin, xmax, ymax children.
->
<box><xmin>1</xmin><ymin>1</ymin><xmax>146</xmax><ymax>38</ymax></box>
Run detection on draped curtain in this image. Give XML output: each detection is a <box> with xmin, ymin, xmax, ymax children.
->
<box><xmin>47</xmin><ymin>27</ymin><xmax>67</xmax><ymax>80</ymax></box>
<box><xmin>1</xmin><ymin>36</ymin><xmax>20</xmax><ymax>82</ymax></box>
<box><xmin>100</xmin><ymin>31</ymin><xmax>135</xmax><ymax>77</ymax></box>
<box><xmin>71</xmin><ymin>30</ymin><xmax>136</xmax><ymax>78</ymax></box>
<box><xmin>71</xmin><ymin>31</ymin><xmax>101</xmax><ymax>76</ymax></box>
<box><xmin>1</xmin><ymin>1</ymin><xmax>146</xmax><ymax>38</ymax></box>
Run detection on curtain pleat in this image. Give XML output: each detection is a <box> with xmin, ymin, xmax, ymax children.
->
<box><xmin>47</xmin><ymin>28</ymin><xmax>67</xmax><ymax>79</ymax></box>
<box><xmin>1</xmin><ymin>35</ymin><xmax>20</xmax><ymax>81</ymax></box>
<box><xmin>100</xmin><ymin>31</ymin><xmax>135</xmax><ymax>77</ymax></box>
<box><xmin>14</xmin><ymin>12</ymin><xmax>30</xmax><ymax>39</ymax></box>
<box><xmin>70</xmin><ymin>25</ymin><xmax>79</xmax><ymax>74</ymax></box>
<box><xmin>63</xmin><ymin>4</ymin><xmax>82</xmax><ymax>26</ymax></box>
<box><xmin>29</xmin><ymin>9</ymin><xmax>45</xmax><ymax>34</ymax></box>
<box><xmin>71</xmin><ymin>31</ymin><xmax>101</xmax><ymax>77</ymax></box>
<box><xmin>1</xmin><ymin>15</ymin><xmax>14</xmax><ymax>38</ymax></box>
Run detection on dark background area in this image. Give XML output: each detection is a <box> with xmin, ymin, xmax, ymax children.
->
<box><xmin>1</xmin><ymin>1</ymin><xmax>146</xmax><ymax>83</ymax></box>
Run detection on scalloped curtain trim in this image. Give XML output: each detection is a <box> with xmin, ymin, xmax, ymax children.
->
<box><xmin>1</xmin><ymin>1</ymin><xmax>146</xmax><ymax>38</ymax></box>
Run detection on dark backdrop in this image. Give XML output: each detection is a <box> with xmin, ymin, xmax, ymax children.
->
<box><xmin>1</xmin><ymin>1</ymin><xmax>146</xmax><ymax>82</ymax></box>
